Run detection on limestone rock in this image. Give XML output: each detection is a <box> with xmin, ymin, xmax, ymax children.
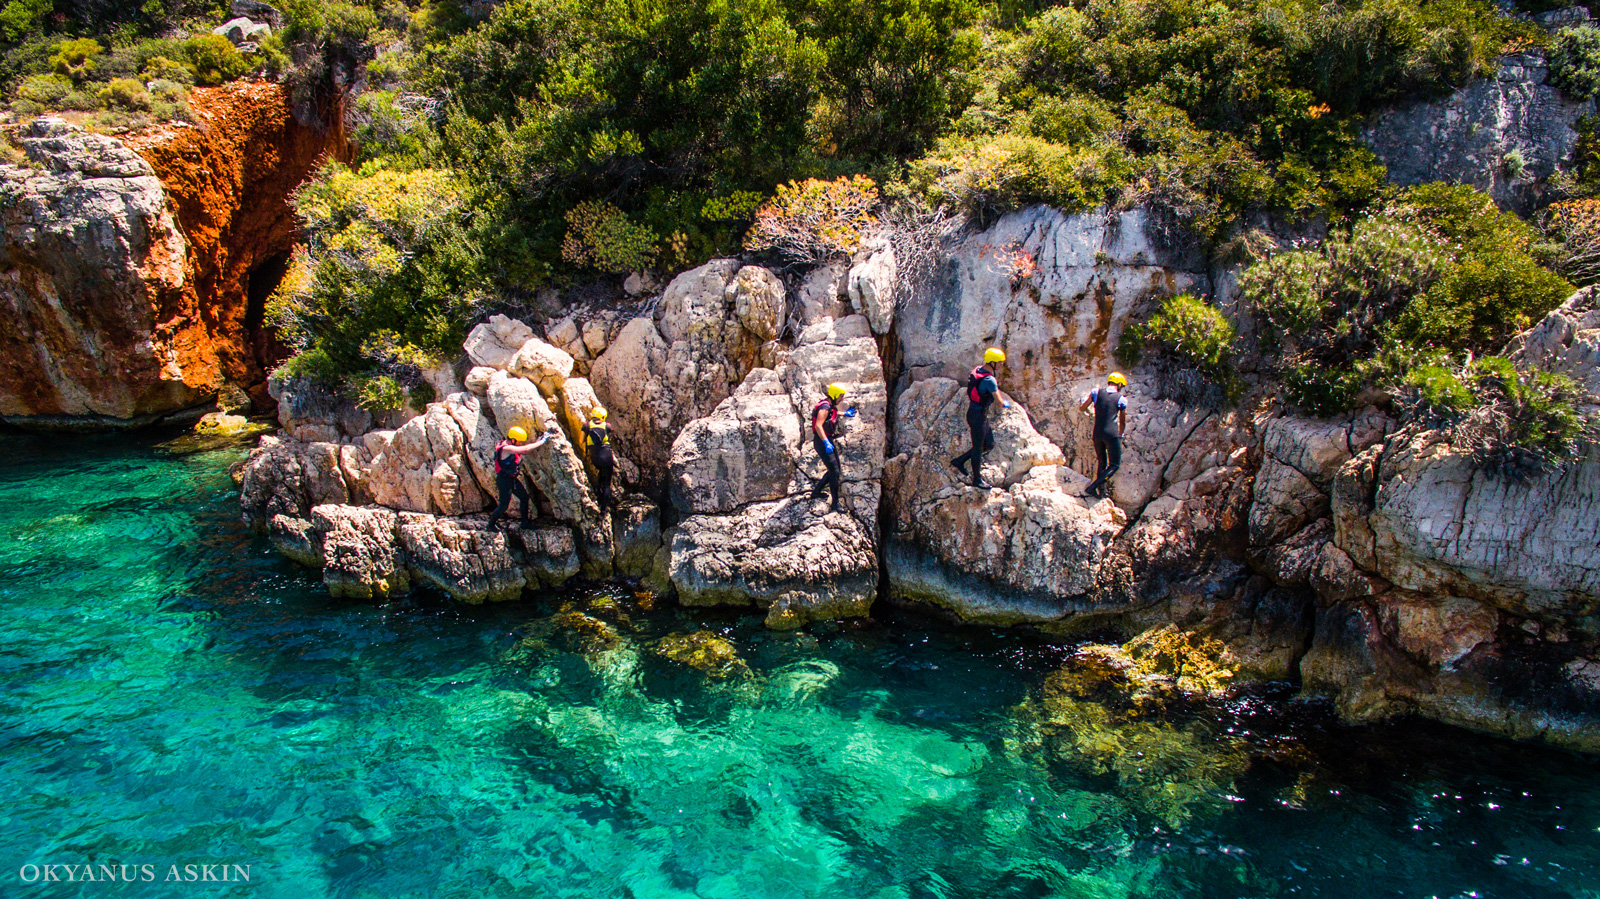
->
<box><xmin>398</xmin><ymin>512</ymin><xmax>526</xmax><ymax>603</ymax></box>
<box><xmin>507</xmin><ymin>523</ymin><xmax>582</xmax><ymax>587</ymax></box>
<box><xmin>1363</xmin><ymin>51</ymin><xmax>1595</xmax><ymax>214</ymax></box>
<box><xmin>239</xmin><ymin>436</ymin><xmax>349</xmax><ymax>530</ymax></box>
<box><xmin>1310</xmin><ymin>543</ymin><xmax>1386</xmax><ymax>605</ymax></box>
<box><xmin>1261</xmin><ymin>519</ymin><xmax>1333</xmax><ymax>588</ymax></box>
<box><xmin>230</xmin><ymin>0</ymin><xmax>285</xmax><ymax>28</ymax></box>
<box><xmin>590</xmin><ymin>260</ymin><xmax>770</xmax><ymax>487</ymax></box>
<box><xmin>884</xmin><ymin>377</ymin><xmax>1123</xmax><ymax>623</ymax></box>
<box><xmin>0</xmin><ymin>119</ymin><xmax>187</xmax><ymax>421</ymax></box>
<box><xmin>464</xmin><ymin>314</ymin><xmax>534</xmax><ymax>370</ymax></box>
<box><xmin>213</xmin><ymin>16</ymin><xmax>257</xmax><ymax>42</ymax></box>
<box><xmin>779</xmin><ymin>314</ymin><xmax>892</xmax><ymax>529</ymax></box>
<box><xmin>728</xmin><ymin>264</ymin><xmax>785</xmax><ymax>342</ymax></box>
<box><xmin>670</xmin><ymin>497</ymin><xmax>877</xmax><ymax>630</ymax></box>
<box><xmin>611</xmin><ymin>496</ymin><xmax>663</xmax><ymax>578</ymax></box>
<box><xmin>268</xmin><ymin>513</ymin><xmax>321</xmax><ymax>567</ymax></box>
<box><xmin>668</xmin><ymin>369</ymin><xmax>802</xmax><ymax>514</ymax></box>
<box><xmin>793</xmin><ymin>261</ymin><xmax>850</xmax><ymax>330</ymax></box>
<box><xmin>464</xmin><ymin>366</ymin><xmax>496</xmax><ymax>396</ymax></box>
<box><xmin>1506</xmin><ymin>287</ymin><xmax>1600</xmax><ymax>403</ymax></box>
<box><xmin>889</xmin><ymin>377</ymin><xmax>1064</xmax><ymax>488</ymax></box>
<box><xmin>847</xmin><ymin>243</ymin><xmax>896</xmax><ymax>334</ymax></box>
<box><xmin>1249</xmin><ymin>457</ymin><xmax>1325</xmax><ymax>548</ymax></box>
<box><xmin>1332</xmin><ymin>431</ymin><xmax>1600</xmax><ymax>618</ymax></box>
<box><xmin>508</xmin><ymin>337</ymin><xmax>575</xmax><ymax>397</ymax></box>
<box><xmin>269</xmin><ymin>375</ymin><xmax>372</xmax><ymax>441</ymax></box>
<box><xmin>366</xmin><ymin>405</ymin><xmax>489</xmax><ymax>515</ymax></box>
<box><xmin>311</xmin><ymin>504</ymin><xmax>408</xmax><ymax>600</ymax></box>
<box><xmin>895</xmin><ymin>206</ymin><xmax>1208</xmax><ymax>458</ymax></box>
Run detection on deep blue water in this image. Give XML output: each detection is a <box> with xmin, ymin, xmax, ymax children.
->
<box><xmin>0</xmin><ymin>430</ymin><xmax>1596</xmax><ymax>899</ymax></box>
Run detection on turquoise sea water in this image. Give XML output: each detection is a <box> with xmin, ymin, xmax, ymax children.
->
<box><xmin>0</xmin><ymin>430</ymin><xmax>1597</xmax><ymax>899</ymax></box>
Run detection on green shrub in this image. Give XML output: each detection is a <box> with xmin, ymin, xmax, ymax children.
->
<box><xmin>351</xmin><ymin>373</ymin><xmax>407</xmax><ymax>412</ymax></box>
<box><xmin>559</xmin><ymin>200</ymin><xmax>658</xmax><ymax>273</ymax></box>
<box><xmin>273</xmin><ymin>346</ymin><xmax>342</xmax><ymax>384</ymax></box>
<box><xmin>1129</xmin><ymin>293</ymin><xmax>1238</xmax><ymax>377</ymax></box>
<box><xmin>0</xmin><ymin>0</ymin><xmax>51</xmax><ymax>44</ymax></box>
<box><xmin>50</xmin><ymin>38</ymin><xmax>102</xmax><ymax>82</ymax></box>
<box><xmin>1461</xmin><ymin>357</ymin><xmax>1588</xmax><ymax>478</ymax></box>
<box><xmin>15</xmin><ymin>73</ymin><xmax>70</xmax><ymax>107</ymax></box>
<box><xmin>98</xmin><ymin>78</ymin><xmax>151</xmax><ymax>112</ymax></box>
<box><xmin>141</xmin><ymin>56</ymin><xmax>194</xmax><ymax>87</ymax></box>
<box><xmin>1240</xmin><ymin>250</ymin><xmax>1330</xmax><ymax>342</ymax></box>
<box><xmin>1283</xmin><ymin>363</ymin><xmax>1362</xmax><ymax>417</ymax></box>
<box><xmin>910</xmin><ymin>132</ymin><xmax>1128</xmax><ymax>219</ymax></box>
<box><xmin>1550</xmin><ymin>25</ymin><xmax>1600</xmax><ymax>100</ymax></box>
<box><xmin>269</xmin><ymin>163</ymin><xmax>484</xmax><ymax>379</ymax></box>
<box><xmin>181</xmin><ymin>34</ymin><xmax>250</xmax><ymax>87</ymax></box>
<box><xmin>59</xmin><ymin>89</ymin><xmax>103</xmax><ymax>111</ymax></box>
<box><xmin>1403</xmin><ymin>363</ymin><xmax>1475</xmax><ymax>420</ymax></box>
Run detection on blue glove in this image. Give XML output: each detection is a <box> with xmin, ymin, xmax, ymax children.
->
<box><xmin>823</xmin><ymin>440</ymin><xmax>835</xmax><ymax>455</ymax></box>
<box><xmin>844</xmin><ymin>408</ymin><xmax>858</xmax><ymax>418</ymax></box>
<box><xmin>1002</xmin><ymin>400</ymin><xmax>1011</xmax><ymax>409</ymax></box>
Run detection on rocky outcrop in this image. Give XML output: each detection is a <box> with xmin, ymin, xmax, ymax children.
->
<box><xmin>589</xmin><ymin>259</ymin><xmax>783</xmax><ymax>489</ymax></box>
<box><xmin>883</xmin><ymin>377</ymin><xmax>1125</xmax><ymax>623</ymax></box>
<box><xmin>1363</xmin><ymin>49</ymin><xmax>1596</xmax><ymax>214</ymax></box>
<box><xmin>663</xmin><ymin>314</ymin><xmax>889</xmax><ymax>627</ymax></box>
<box><xmin>895</xmin><ymin>205</ymin><xmax>1219</xmax><ymax>510</ymax></box>
<box><xmin>1506</xmin><ymin>285</ymin><xmax>1600</xmax><ymax>403</ymax></box>
<box><xmin>670</xmin><ymin>497</ymin><xmax>878</xmax><ymax>630</ymax></box>
<box><xmin>0</xmin><ymin>82</ymin><xmax>345</xmax><ymax>426</ymax></box>
<box><xmin>266</xmin><ymin>503</ymin><xmax>578</xmax><ymax>603</ymax></box>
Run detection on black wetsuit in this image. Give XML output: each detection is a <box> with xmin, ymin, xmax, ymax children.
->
<box><xmin>1086</xmin><ymin>386</ymin><xmax>1125</xmax><ymax>497</ymax></box>
<box><xmin>487</xmin><ymin>442</ymin><xmax>531</xmax><ymax>527</ymax></box>
<box><xmin>584</xmin><ymin>423</ymin><xmax>615</xmax><ymax>511</ymax></box>
<box><xmin>809</xmin><ymin>398</ymin><xmax>842</xmax><ymax>507</ymax></box>
<box><xmin>952</xmin><ymin>366</ymin><xmax>998</xmax><ymax>486</ymax></box>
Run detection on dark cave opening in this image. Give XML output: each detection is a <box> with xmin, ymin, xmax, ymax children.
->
<box><xmin>245</xmin><ymin>251</ymin><xmax>293</xmax><ymax>372</ymax></box>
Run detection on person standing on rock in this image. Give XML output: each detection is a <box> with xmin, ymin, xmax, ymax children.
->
<box><xmin>582</xmin><ymin>407</ymin><xmax>616</xmax><ymax>512</ymax></box>
<box><xmin>809</xmin><ymin>383</ymin><xmax>856</xmax><ymax>514</ymax></box>
<box><xmin>487</xmin><ymin>425</ymin><xmax>550</xmax><ymax>529</ymax></box>
<box><xmin>952</xmin><ymin>348</ymin><xmax>1010</xmax><ymax>489</ymax></box>
<box><xmin>1079</xmin><ymin>372</ymin><xmax>1128</xmax><ymax>499</ymax></box>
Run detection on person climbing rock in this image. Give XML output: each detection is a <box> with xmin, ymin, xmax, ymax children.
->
<box><xmin>951</xmin><ymin>348</ymin><xmax>1010</xmax><ymax>489</ymax></box>
<box><xmin>486</xmin><ymin>424</ymin><xmax>551</xmax><ymax>529</ymax></box>
<box><xmin>1079</xmin><ymin>372</ymin><xmax>1129</xmax><ymax>499</ymax></box>
<box><xmin>582</xmin><ymin>407</ymin><xmax>616</xmax><ymax>512</ymax></box>
<box><xmin>809</xmin><ymin>382</ymin><xmax>856</xmax><ymax>514</ymax></box>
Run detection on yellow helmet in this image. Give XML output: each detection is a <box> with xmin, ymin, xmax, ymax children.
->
<box><xmin>984</xmin><ymin>347</ymin><xmax>1006</xmax><ymax>364</ymax></box>
<box><xmin>1107</xmin><ymin>372</ymin><xmax>1128</xmax><ymax>386</ymax></box>
<box><xmin>507</xmin><ymin>426</ymin><xmax>529</xmax><ymax>442</ymax></box>
<box><xmin>590</xmin><ymin>406</ymin><xmax>608</xmax><ymax>422</ymax></box>
<box><xmin>826</xmin><ymin>383</ymin><xmax>847</xmax><ymax>401</ymax></box>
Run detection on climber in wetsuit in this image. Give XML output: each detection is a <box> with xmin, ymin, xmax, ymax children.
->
<box><xmin>951</xmin><ymin>347</ymin><xmax>1010</xmax><ymax>489</ymax></box>
<box><xmin>809</xmin><ymin>383</ymin><xmax>856</xmax><ymax>514</ymax></box>
<box><xmin>1079</xmin><ymin>372</ymin><xmax>1129</xmax><ymax>499</ymax></box>
<box><xmin>486</xmin><ymin>425</ymin><xmax>550</xmax><ymax>529</ymax></box>
<box><xmin>582</xmin><ymin>407</ymin><xmax>615</xmax><ymax>512</ymax></box>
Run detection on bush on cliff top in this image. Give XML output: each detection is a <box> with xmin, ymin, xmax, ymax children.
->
<box><xmin>267</xmin><ymin>163</ymin><xmax>486</xmax><ymax>383</ymax></box>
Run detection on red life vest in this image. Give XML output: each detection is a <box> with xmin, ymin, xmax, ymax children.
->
<box><xmin>493</xmin><ymin>442</ymin><xmax>523</xmax><ymax>476</ymax></box>
<box><xmin>967</xmin><ymin>366</ymin><xmax>996</xmax><ymax>404</ymax></box>
<box><xmin>812</xmin><ymin>398</ymin><xmax>838</xmax><ymax>436</ymax></box>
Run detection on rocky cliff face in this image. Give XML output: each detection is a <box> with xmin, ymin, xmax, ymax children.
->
<box><xmin>1364</xmin><ymin>47</ymin><xmax>1596</xmax><ymax>215</ymax></box>
<box><xmin>241</xmin><ymin>206</ymin><xmax>1600</xmax><ymax>752</ymax></box>
<box><xmin>0</xmin><ymin>82</ymin><xmax>344</xmax><ymax>426</ymax></box>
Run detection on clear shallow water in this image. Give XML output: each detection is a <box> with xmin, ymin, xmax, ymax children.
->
<box><xmin>0</xmin><ymin>431</ymin><xmax>1597</xmax><ymax>899</ymax></box>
